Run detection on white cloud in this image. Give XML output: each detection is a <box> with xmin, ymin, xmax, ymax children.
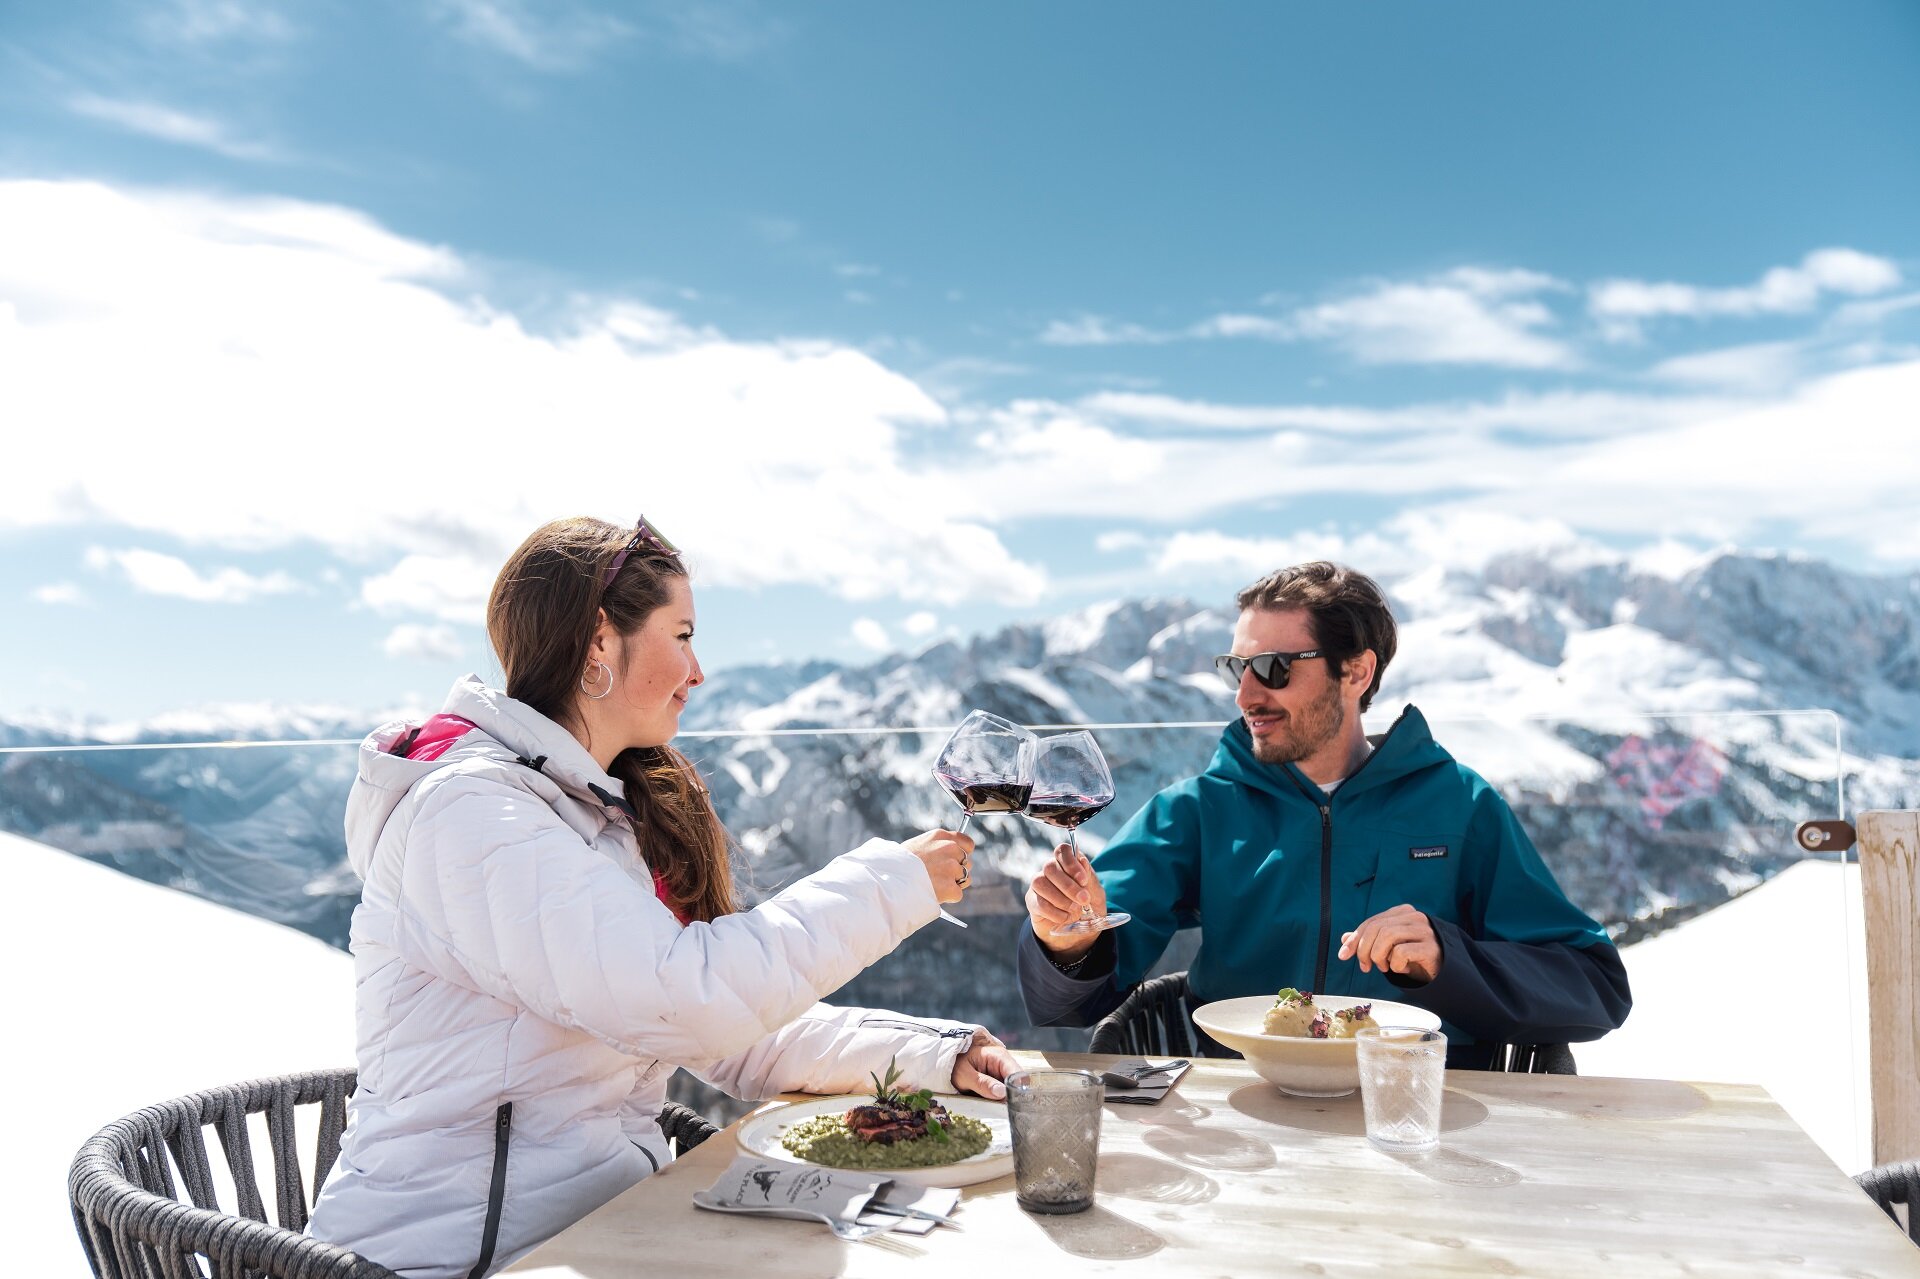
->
<box><xmin>1647</xmin><ymin>341</ymin><xmax>1803</xmax><ymax>392</ymax></box>
<box><xmin>1590</xmin><ymin>248</ymin><xmax>1902</xmax><ymax>341</ymax></box>
<box><xmin>360</xmin><ymin>555</ymin><xmax>499</xmax><ymax>625</ymax></box>
<box><xmin>1147</xmin><ymin>512</ymin><xmax>1589</xmax><ymax>581</ymax></box>
<box><xmin>1038</xmin><ymin>315</ymin><xmax>1171</xmax><ymax>346</ymax></box>
<box><xmin>66</xmin><ymin>95</ymin><xmax>281</xmax><ymax>162</ymax></box>
<box><xmin>850</xmin><ymin>617</ymin><xmax>890</xmax><ymax>651</ymax></box>
<box><xmin>1080</xmin><ymin>387</ymin><xmax>1742</xmax><ymax>438</ymax></box>
<box><xmin>428</xmin><ymin>0</ymin><xmax>634</xmax><ymax>71</ymax></box>
<box><xmin>901</xmin><ymin>611</ymin><xmax>938</xmax><ymax>637</ymax></box>
<box><xmin>382</xmin><ymin>623</ymin><xmax>465</xmax><ymax>662</ymax></box>
<box><xmin>1277</xmin><ymin>267</ymin><xmax>1576</xmax><ymax>369</ymax></box>
<box><xmin>142</xmin><ymin>0</ymin><xmax>297</xmax><ymax>46</ymax></box>
<box><xmin>1094</xmin><ymin>531</ymin><xmax>1147</xmax><ymax>553</ymax></box>
<box><xmin>835</xmin><ymin>263</ymin><xmax>881</xmax><ymax>278</ymax></box>
<box><xmin>1052</xmin><ymin>267</ymin><xmax>1576</xmax><ymax>368</ymax></box>
<box><xmin>84</xmin><ymin>547</ymin><xmax>301</xmax><ymax>603</ymax></box>
<box><xmin>0</xmin><ymin>178</ymin><xmax>1045</xmax><ymax>611</ymax></box>
<box><xmin>32</xmin><ymin>583</ymin><xmax>86</xmax><ymax>606</ymax></box>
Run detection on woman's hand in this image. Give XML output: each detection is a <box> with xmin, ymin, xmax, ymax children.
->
<box><xmin>951</xmin><ymin>1028</ymin><xmax>1015</xmax><ymax>1101</ymax></box>
<box><xmin>902</xmin><ymin>828</ymin><xmax>975</xmax><ymax>904</ymax></box>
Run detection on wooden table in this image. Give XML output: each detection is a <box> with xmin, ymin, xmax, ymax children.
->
<box><xmin>507</xmin><ymin>1051</ymin><xmax>1920</xmax><ymax>1277</ymax></box>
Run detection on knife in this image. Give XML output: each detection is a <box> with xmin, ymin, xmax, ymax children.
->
<box><xmin>865</xmin><ymin>1202</ymin><xmax>964</xmax><ymax>1229</ymax></box>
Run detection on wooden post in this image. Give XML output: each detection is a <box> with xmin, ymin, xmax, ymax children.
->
<box><xmin>1860</xmin><ymin>810</ymin><xmax>1920</xmax><ymax>1167</ymax></box>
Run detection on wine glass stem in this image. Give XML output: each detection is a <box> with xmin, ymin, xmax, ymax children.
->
<box><xmin>1069</xmin><ymin>829</ymin><xmax>1094</xmax><ymax>922</ymax></box>
<box><xmin>956</xmin><ymin>811</ymin><xmax>974</xmax><ymax>836</ymax></box>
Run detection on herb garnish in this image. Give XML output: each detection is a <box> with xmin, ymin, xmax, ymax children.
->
<box><xmin>869</xmin><ymin>1057</ymin><xmax>950</xmax><ymax>1143</ymax></box>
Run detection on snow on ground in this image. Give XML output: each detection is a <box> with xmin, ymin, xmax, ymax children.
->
<box><xmin>3</xmin><ymin>832</ymin><xmax>355</xmax><ymax>1276</ymax></box>
<box><xmin>1580</xmin><ymin>858</ymin><xmax>1871</xmax><ymax>1174</ymax></box>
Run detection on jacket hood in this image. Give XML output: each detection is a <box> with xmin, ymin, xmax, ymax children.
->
<box><xmin>343</xmin><ymin>674</ymin><xmax>624</xmax><ymax>879</ymax></box>
<box><xmin>1205</xmin><ymin>703</ymin><xmax>1454</xmax><ymax>801</ymax></box>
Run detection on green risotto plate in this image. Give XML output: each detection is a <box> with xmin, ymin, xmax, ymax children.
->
<box><xmin>736</xmin><ymin>1093</ymin><xmax>1015</xmax><ymax>1187</ymax></box>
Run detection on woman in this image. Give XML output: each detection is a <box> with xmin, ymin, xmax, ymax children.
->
<box><xmin>307</xmin><ymin>516</ymin><xmax>1012</xmax><ymax>1277</ymax></box>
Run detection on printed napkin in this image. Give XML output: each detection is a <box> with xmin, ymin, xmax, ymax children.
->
<box><xmin>693</xmin><ymin>1157</ymin><xmax>887</xmax><ymax>1226</ymax></box>
<box><xmin>1102</xmin><ymin>1057</ymin><xmax>1193</xmax><ymax>1104</ymax></box>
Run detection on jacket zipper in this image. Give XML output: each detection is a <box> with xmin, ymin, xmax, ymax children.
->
<box><xmin>467</xmin><ymin>1102</ymin><xmax>513</xmax><ymax>1279</ymax></box>
<box><xmin>1313</xmin><ymin>803</ymin><xmax>1333</xmax><ymax>991</ymax></box>
<box><xmin>1278</xmin><ymin>711</ymin><xmax>1407</xmax><ymax>993</ymax></box>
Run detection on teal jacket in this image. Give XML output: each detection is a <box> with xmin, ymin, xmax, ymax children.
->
<box><xmin>1019</xmin><ymin>706</ymin><xmax>1631</xmax><ymax>1050</ymax></box>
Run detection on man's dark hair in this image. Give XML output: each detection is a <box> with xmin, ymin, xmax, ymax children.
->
<box><xmin>1234</xmin><ymin>562</ymin><xmax>1397</xmax><ymax>712</ymax></box>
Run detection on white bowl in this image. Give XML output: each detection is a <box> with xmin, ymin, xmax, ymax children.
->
<box><xmin>1192</xmin><ymin>994</ymin><xmax>1443</xmax><ymax>1097</ymax></box>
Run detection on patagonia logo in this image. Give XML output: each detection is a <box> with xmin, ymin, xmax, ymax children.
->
<box><xmin>1409</xmin><ymin>845</ymin><xmax>1448</xmax><ymax>860</ymax></box>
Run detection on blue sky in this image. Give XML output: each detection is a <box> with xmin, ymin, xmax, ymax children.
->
<box><xmin>2</xmin><ymin>0</ymin><xmax>1918</xmax><ymax>720</ymax></box>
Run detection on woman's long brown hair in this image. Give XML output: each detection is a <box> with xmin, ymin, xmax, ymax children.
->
<box><xmin>486</xmin><ymin>516</ymin><xmax>737</xmax><ymax>923</ymax></box>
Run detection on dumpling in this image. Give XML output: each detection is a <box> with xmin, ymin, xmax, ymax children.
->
<box><xmin>1327</xmin><ymin>1003</ymin><xmax>1378</xmax><ymax>1039</ymax></box>
<box><xmin>1261</xmin><ymin>987</ymin><xmax>1319</xmax><ymax>1036</ymax></box>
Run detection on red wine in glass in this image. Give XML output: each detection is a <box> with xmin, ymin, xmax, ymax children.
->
<box><xmin>1026</xmin><ymin>796</ymin><xmax>1112</xmax><ymax>829</ymax></box>
<box><xmin>928</xmin><ymin>711</ymin><xmax>1039</xmax><ymax>929</ymax></box>
<box><xmin>937</xmin><ymin>777</ymin><xmax>1034</xmax><ymax>815</ymax></box>
<box><xmin>1027</xmin><ymin>731</ymin><xmax>1129</xmax><ymax>936</ymax></box>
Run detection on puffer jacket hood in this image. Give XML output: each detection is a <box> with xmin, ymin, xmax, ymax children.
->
<box><xmin>345</xmin><ymin>674</ymin><xmax>622</xmax><ymax>883</ymax></box>
<box><xmin>310</xmin><ymin>677</ymin><xmax>983</xmax><ymax>1278</ymax></box>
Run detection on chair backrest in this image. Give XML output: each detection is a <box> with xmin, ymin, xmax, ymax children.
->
<box><xmin>1494</xmin><ymin>1042</ymin><xmax>1577</xmax><ymax>1075</ymax></box>
<box><xmin>657</xmin><ymin>1101</ymin><xmax>718</xmax><ymax>1155</ymax></box>
<box><xmin>1855</xmin><ymin>1159</ymin><xmax>1920</xmax><ymax>1245</ymax></box>
<box><xmin>68</xmin><ymin>1068</ymin><xmax>401</xmax><ymax>1279</ymax></box>
<box><xmin>1090</xmin><ymin>972</ymin><xmax>1196</xmax><ymax>1057</ymax></box>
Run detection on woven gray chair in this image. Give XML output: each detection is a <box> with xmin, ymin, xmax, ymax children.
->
<box><xmin>68</xmin><ymin>1067</ymin><xmax>398</xmax><ymax>1278</ymax></box>
<box><xmin>1856</xmin><ymin>1159</ymin><xmax>1920</xmax><ymax>1244</ymax></box>
<box><xmin>658</xmin><ymin>1100</ymin><xmax>718</xmax><ymax>1154</ymax></box>
<box><xmin>1089</xmin><ymin>972</ymin><xmax>1197</xmax><ymax>1057</ymax></box>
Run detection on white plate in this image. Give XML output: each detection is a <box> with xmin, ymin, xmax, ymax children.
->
<box><xmin>736</xmin><ymin>1094</ymin><xmax>1014</xmax><ymax>1187</ymax></box>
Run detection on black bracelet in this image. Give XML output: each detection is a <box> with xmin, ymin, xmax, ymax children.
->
<box><xmin>1047</xmin><ymin>948</ymin><xmax>1094</xmax><ymax>976</ymax></box>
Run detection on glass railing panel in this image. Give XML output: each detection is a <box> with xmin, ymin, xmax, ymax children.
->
<box><xmin>0</xmin><ymin>706</ymin><xmax>1869</xmax><ymax>1167</ymax></box>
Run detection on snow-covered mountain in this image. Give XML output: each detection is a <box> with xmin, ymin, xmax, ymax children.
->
<box><xmin>4</xmin><ymin>546</ymin><xmax>1917</xmax><ymax>1052</ymax></box>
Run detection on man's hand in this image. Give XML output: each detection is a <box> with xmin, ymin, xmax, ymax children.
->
<box><xmin>950</xmin><ymin>1028</ymin><xmax>1015</xmax><ymax>1100</ymax></box>
<box><xmin>1338</xmin><ymin>904</ymin><xmax>1442</xmax><ymax>983</ymax></box>
<box><xmin>1023</xmin><ymin>843</ymin><xmax>1104</xmax><ymax>958</ymax></box>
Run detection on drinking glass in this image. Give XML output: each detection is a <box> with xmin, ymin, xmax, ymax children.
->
<box><xmin>1356</xmin><ymin>1026</ymin><xmax>1447</xmax><ymax>1152</ymax></box>
<box><xmin>928</xmin><ymin>710</ymin><xmax>1037</xmax><ymax>928</ymax></box>
<box><xmin>1027</xmin><ymin>730</ymin><xmax>1129</xmax><ymax>936</ymax></box>
<box><xmin>1006</xmin><ymin>1070</ymin><xmax>1104</xmax><ymax>1214</ymax></box>
<box><xmin>932</xmin><ymin>710</ymin><xmax>1037</xmax><ymax>833</ymax></box>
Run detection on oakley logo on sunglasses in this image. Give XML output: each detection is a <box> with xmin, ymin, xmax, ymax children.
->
<box><xmin>1213</xmin><ymin>649</ymin><xmax>1324</xmax><ymax>690</ymax></box>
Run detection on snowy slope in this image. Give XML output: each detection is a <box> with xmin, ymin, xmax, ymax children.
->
<box><xmin>1</xmin><ymin>831</ymin><xmax>354</xmax><ymax>1276</ymax></box>
<box><xmin>1581</xmin><ymin>858</ymin><xmax>1870</xmax><ymax>1174</ymax></box>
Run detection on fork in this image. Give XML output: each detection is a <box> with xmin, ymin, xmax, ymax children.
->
<box><xmin>823</xmin><ymin>1215</ymin><xmax>906</xmax><ymax>1242</ymax></box>
<box><xmin>1102</xmin><ymin>1059</ymin><xmax>1190</xmax><ymax>1089</ymax></box>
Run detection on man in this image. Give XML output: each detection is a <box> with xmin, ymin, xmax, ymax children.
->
<box><xmin>1017</xmin><ymin>562</ymin><xmax>1631</xmax><ymax>1069</ymax></box>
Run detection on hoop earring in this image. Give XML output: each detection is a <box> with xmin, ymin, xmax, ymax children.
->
<box><xmin>581</xmin><ymin>660</ymin><xmax>614</xmax><ymax>700</ymax></box>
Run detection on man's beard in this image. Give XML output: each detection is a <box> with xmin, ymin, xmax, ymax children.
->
<box><xmin>1247</xmin><ymin>676</ymin><xmax>1346</xmax><ymax>765</ymax></box>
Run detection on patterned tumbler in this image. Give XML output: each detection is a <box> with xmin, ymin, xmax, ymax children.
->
<box><xmin>1006</xmin><ymin>1069</ymin><xmax>1104</xmax><ymax>1214</ymax></box>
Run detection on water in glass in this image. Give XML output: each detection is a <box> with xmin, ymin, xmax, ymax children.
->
<box><xmin>1356</xmin><ymin>1026</ymin><xmax>1446</xmax><ymax>1152</ymax></box>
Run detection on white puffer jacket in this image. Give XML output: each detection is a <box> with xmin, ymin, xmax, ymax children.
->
<box><xmin>306</xmin><ymin>676</ymin><xmax>982</xmax><ymax>1277</ymax></box>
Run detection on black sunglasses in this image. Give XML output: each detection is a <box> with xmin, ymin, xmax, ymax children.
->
<box><xmin>601</xmin><ymin>515</ymin><xmax>681</xmax><ymax>590</ymax></box>
<box><xmin>1213</xmin><ymin>649</ymin><xmax>1324</xmax><ymax>690</ymax></box>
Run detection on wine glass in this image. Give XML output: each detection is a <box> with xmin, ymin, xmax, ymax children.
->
<box><xmin>928</xmin><ymin>710</ymin><xmax>1038</xmax><ymax>928</ymax></box>
<box><xmin>1026</xmin><ymin>730</ymin><xmax>1130</xmax><ymax>936</ymax></box>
